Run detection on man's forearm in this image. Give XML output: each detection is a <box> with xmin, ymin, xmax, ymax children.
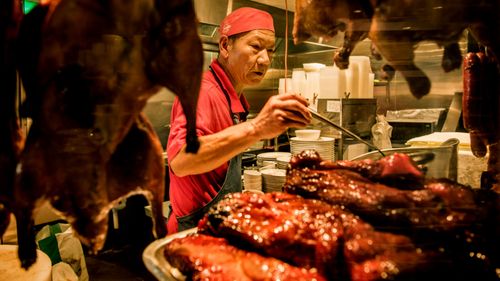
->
<box><xmin>169</xmin><ymin>121</ymin><xmax>260</xmax><ymax>177</ymax></box>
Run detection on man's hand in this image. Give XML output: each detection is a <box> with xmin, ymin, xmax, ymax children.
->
<box><xmin>250</xmin><ymin>93</ymin><xmax>312</xmax><ymax>140</ymax></box>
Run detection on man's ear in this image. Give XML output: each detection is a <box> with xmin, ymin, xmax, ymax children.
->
<box><xmin>219</xmin><ymin>36</ymin><xmax>230</xmax><ymax>59</ymax></box>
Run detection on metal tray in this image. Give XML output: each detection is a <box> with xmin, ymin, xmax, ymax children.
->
<box><xmin>351</xmin><ymin>138</ymin><xmax>459</xmax><ymax>180</ymax></box>
<box><xmin>142</xmin><ymin>228</ymin><xmax>198</xmax><ymax>281</ymax></box>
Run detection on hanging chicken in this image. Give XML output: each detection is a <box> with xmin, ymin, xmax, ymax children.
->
<box><xmin>0</xmin><ymin>0</ymin><xmax>23</xmax><ymax>239</ymax></box>
<box><xmin>293</xmin><ymin>0</ymin><xmax>499</xmax><ymax>98</ymax></box>
<box><xmin>15</xmin><ymin>0</ymin><xmax>203</xmax><ymax>268</ymax></box>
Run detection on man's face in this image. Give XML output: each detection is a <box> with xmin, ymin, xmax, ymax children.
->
<box><xmin>226</xmin><ymin>29</ymin><xmax>276</xmax><ymax>86</ymax></box>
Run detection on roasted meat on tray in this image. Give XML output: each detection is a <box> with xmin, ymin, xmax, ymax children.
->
<box><xmin>284</xmin><ymin>150</ymin><xmax>500</xmax><ymax>280</ymax></box>
<box><xmin>198</xmin><ymin>192</ymin><xmax>345</xmax><ymax>278</ymax></box>
<box><xmin>14</xmin><ymin>0</ymin><xmax>203</xmax><ymax>268</ymax></box>
<box><xmin>164</xmin><ymin>233</ymin><xmax>326</xmax><ymax>281</ymax></box>
<box><xmin>163</xmin><ymin>150</ymin><xmax>499</xmax><ymax>280</ymax></box>
<box><xmin>197</xmin><ymin>192</ymin><xmax>453</xmax><ymax>281</ymax></box>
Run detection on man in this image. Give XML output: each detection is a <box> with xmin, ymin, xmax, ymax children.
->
<box><xmin>167</xmin><ymin>7</ymin><xmax>311</xmax><ymax>233</ymax></box>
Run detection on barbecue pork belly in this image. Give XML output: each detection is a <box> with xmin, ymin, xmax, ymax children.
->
<box><xmin>284</xmin><ymin>150</ymin><xmax>500</xmax><ymax>279</ymax></box>
<box><xmin>164</xmin><ymin>233</ymin><xmax>326</xmax><ymax>281</ymax></box>
<box><xmin>285</xmin><ymin>151</ymin><xmax>496</xmax><ymax>232</ymax></box>
<box><xmin>198</xmin><ymin>192</ymin><xmax>345</xmax><ymax>278</ymax></box>
<box><xmin>197</xmin><ymin>191</ymin><xmax>460</xmax><ymax>281</ymax></box>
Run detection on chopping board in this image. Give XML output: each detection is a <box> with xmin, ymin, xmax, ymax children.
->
<box><xmin>0</xmin><ymin>245</ymin><xmax>52</xmax><ymax>281</ymax></box>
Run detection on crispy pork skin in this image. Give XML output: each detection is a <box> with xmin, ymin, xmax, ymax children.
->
<box><xmin>164</xmin><ymin>234</ymin><xmax>326</xmax><ymax>281</ymax></box>
<box><xmin>14</xmin><ymin>0</ymin><xmax>203</xmax><ymax>268</ymax></box>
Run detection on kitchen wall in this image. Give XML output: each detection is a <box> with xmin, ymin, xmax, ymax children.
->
<box><xmin>148</xmin><ymin>1</ymin><xmax>468</xmax><ymax>147</ymax></box>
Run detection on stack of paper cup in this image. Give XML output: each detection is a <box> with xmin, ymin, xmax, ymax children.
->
<box><xmin>305</xmin><ymin>72</ymin><xmax>320</xmax><ymax>107</ymax></box>
<box><xmin>292</xmin><ymin>69</ymin><xmax>306</xmax><ymax>97</ymax></box>
<box><xmin>367</xmin><ymin>73</ymin><xmax>375</xmax><ymax>98</ymax></box>
<box><xmin>349</xmin><ymin>56</ymin><xmax>373</xmax><ymax>98</ymax></box>
<box><xmin>346</xmin><ymin>62</ymin><xmax>360</xmax><ymax>98</ymax></box>
<box><xmin>319</xmin><ymin>66</ymin><xmax>348</xmax><ymax>99</ymax></box>
<box><xmin>278</xmin><ymin>78</ymin><xmax>293</xmax><ymax>95</ymax></box>
<box><xmin>243</xmin><ymin>169</ymin><xmax>262</xmax><ymax>192</ymax></box>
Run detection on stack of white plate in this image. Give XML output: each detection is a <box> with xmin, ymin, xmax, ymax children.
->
<box><xmin>290</xmin><ymin>137</ymin><xmax>335</xmax><ymax>160</ymax></box>
<box><xmin>276</xmin><ymin>156</ymin><xmax>291</xmax><ymax>169</ymax></box>
<box><xmin>261</xmin><ymin>169</ymin><xmax>286</xmax><ymax>193</ymax></box>
<box><xmin>243</xmin><ymin>169</ymin><xmax>262</xmax><ymax>192</ymax></box>
<box><xmin>256</xmin><ymin>152</ymin><xmax>292</xmax><ymax>167</ymax></box>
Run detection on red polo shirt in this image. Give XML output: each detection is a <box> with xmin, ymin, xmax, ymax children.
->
<box><xmin>166</xmin><ymin>60</ymin><xmax>249</xmax><ymax>233</ymax></box>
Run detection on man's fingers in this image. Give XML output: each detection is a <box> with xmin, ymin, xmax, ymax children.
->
<box><xmin>276</xmin><ymin>93</ymin><xmax>309</xmax><ymax>106</ymax></box>
<box><xmin>274</xmin><ymin>99</ymin><xmax>312</xmax><ymax>121</ymax></box>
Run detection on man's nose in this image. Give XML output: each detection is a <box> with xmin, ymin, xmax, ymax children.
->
<box><xmin>257</xmin><ymin>50</ymin><xmax>271</xmax><ymax>66</ymax></box>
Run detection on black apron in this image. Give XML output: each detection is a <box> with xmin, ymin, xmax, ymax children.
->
<box><xmin>175</xmin><ymin>67</ymin><xmax>243</xmax><ymax>231</ymax></box>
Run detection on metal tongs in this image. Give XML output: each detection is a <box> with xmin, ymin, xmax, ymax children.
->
<box><xmin>308</xmin><ymin>107</ymin><xmax>385</xmax><ymax>157</ymax></box>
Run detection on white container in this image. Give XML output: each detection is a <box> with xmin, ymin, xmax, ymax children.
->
<box><xmin>303</xmin><ymin>63</ymin><xmax>326</xmax><ymax>72</ymax></box>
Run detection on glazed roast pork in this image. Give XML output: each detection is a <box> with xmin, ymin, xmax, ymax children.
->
<box><xmin>284</xmin><ymin>151</ymin><xmax>499</xmax><ymax>233</ymax></box>
<box><xmin>164</xmin><ymin>151</ymin><xmax>499</xmax><ymax>280</ymax></box>
<box><xmin>198</xmin><ymin>192</ymin><xmax>345</xmax><ymax>278</ymax></box>
<box><xmin>13</xmin><ymin>0</ymin><xmax>203</xmax><ymax>268</ymax></box>
<box><xmin>164</xmin><ymin>233</ymin><xmax>326</xmax><ymax>281</ymax></box>
<box><xmin>284</xmin><ymin>150</ymin><xmax>500</xmax><ymax>279</ymax></box>
<box><xmin>197</xmin><ymin>192</ymin><xmax>454</xmax><ymax>281</ymax></box>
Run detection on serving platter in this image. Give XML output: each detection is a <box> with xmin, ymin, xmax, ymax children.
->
<box><xmin>143</xmin><ymin>228</ymin><xmax>198</xmax><ymax>281</ymax></box>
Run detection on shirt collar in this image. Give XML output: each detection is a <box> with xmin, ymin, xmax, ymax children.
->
<box><xmin>210</xmin><ymin>60</ymin><xmax>250</xmax><ymax>114</ymax></box>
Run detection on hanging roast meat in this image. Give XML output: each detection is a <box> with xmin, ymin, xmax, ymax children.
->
<box><xmin>14</xmin><ymin>0</ymin><xmax>203</xmax><ymax>268</ymax></box>
<box><xmin>293</xmin><ymin>0</ymin><xmax>500</xmax><ymax>98</ymax></box>
<box><xmin>462</xmin><ymin>51</ymin><xmax>500</xmax><ymax>190</ymax></box>
<box><xmin>0</xmin><ymin>0</ymin><xmax>23</xmax><ymax>238</ymax></box>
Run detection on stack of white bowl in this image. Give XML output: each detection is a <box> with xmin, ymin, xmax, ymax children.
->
<box><xmin>256</xmin><ymin>152</ymin><xmax>292</xmax><ymax>167</ymax></box>
<box><xmin>276</xmin><ymin>156</ymin><xmax>291</xmax><ymax>169</ymax></box>
<box><xmin>261</xmin><ymin>169</ymin><xmax>287</xmax><ymax>193</ymax></box>
<box><xmin>243</xmin><ymin>169</ymin><xmax>262</xmax><ymax>192</ymax></box>
<box><xmin>290</xmin><ymin>137</ymin><xmax>335</xmax><ymax>161</ymax></box>
<box><xmin>291</xmin><ymin>130</ymin><xmax>335</xmax><ymax>161</ymax></box>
